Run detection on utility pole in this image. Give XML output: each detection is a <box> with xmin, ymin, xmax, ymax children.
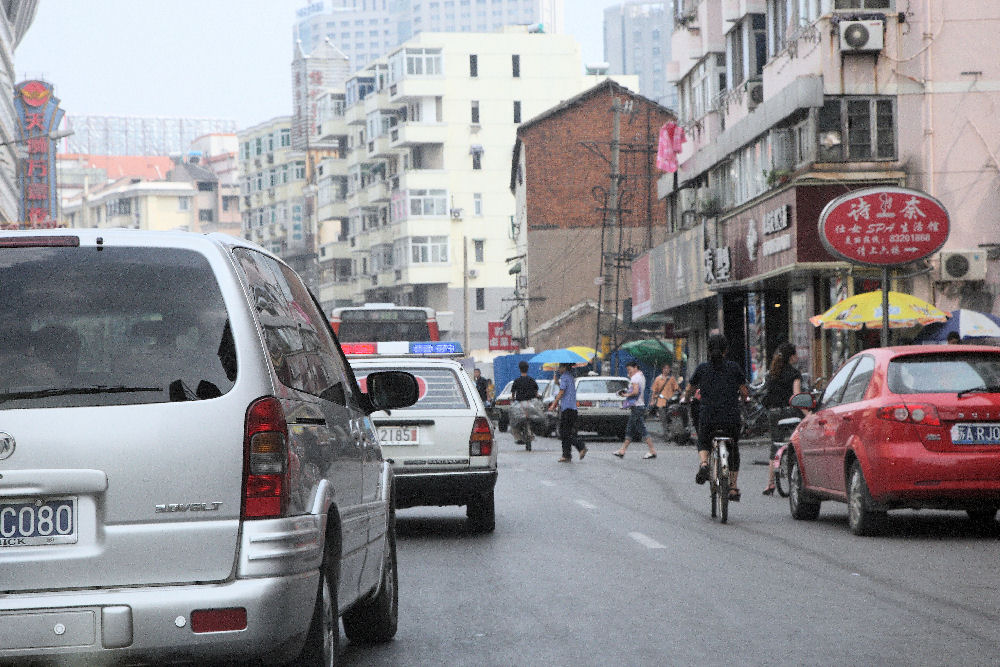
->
<box><xmin>463</xmin><ymin>236</ymin><xmax>470</xmax><ymax>352</ymax></box>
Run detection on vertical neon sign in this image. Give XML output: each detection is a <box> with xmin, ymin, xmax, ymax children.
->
<box><xmin>13</xmin><ymin>80</ymin><xmax>65</xmax><ymax>228</ymax></box>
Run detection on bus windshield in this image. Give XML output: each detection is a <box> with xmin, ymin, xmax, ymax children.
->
<box><xmin>332</xmin><ymin>306</ymin><xmax>438</xmax><ymax>342</ymax></box>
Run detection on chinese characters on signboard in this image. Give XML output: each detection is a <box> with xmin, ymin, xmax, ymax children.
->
<box><xmin>819</xmin><ymin>187</ymin><xmax>949</xmax><ymax>266</ymax></box>
<box><xmin>704</xmin><ymin>246</ymin><xmax>731</xmax><ymax>283</ymax></box>
<box><xmin>12</xmin><ymin>80</ymin><xmax>65</xmax><ymax>230</ymax></box>
<box><xmin>487</xmin><ymin>321</ymin><xmax>517</xmax><ymax>351</ymax></box>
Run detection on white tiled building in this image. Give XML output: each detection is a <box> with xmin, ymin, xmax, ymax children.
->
<box><xmin>293</xmin><ymin>0</ymin><xmax>563</xmax><ymax>71</ymax></box>
<box><xmin>333</xmin><ymin>26</ymin><xmax>633</xmax><ymax>354</ymax></box>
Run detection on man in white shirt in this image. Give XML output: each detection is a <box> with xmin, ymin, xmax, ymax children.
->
<box><xmin>612</xmin><ymin>361</ymin><xmax>658</xmax><ymax>459</ymax></box>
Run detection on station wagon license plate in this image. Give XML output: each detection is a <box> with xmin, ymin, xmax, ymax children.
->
<box><xmin>0</xmin><ymin>497</ymin><xmax>78</xmax><ymax>547</ymax></box>
<box><xmin>378</xmin><ymin>426</ymin><xmax>420</xmax><ymax>445</ymax></box>
<box><xmin>951</xmin><ymin>423</ymin><xmax>1000</xmax><ymax>445</ymax></box>
<box><xmin>600</xmin><ymin>401</ymin><xmax>621</xmax><ymax>408</ymax></box>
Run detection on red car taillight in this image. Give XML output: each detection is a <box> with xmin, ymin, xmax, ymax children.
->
<box><xmin>577</xmin><ymin>400</ymin><xmax>594</xmax><ymax>407</ymax></box>
<box><xmin>470</xmin><ymin>416</ymin><xmax>493</xmax><ymax>456</ymax></box>
<box><xmin>243</xmin><ymin>397</ymin><xmax>290</xmax><ymax>519</ymax></box>
<box><xmin>877</xmin><ymin>403</ymin><xmax>941</xmax><ymax>426</ymax></box>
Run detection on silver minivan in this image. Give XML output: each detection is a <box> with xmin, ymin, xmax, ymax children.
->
<box><xmin>0</xmin><ymin>229</ymin><xmax>416</xmax><ymax>664</ymax></box>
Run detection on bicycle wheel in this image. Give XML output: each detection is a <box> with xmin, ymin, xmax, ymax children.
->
<box><xmin>719</xmin><ymin>467</ymin><xmax>730</xmax><ymax>524</ymax></box>
<box><xmin>775</xmin><ymin>448</ymin><xmax>791</xmax><ymax>498</ymax></box>
<box><xmin>709</xmin><ymin>451</ymin><xmax>718</xmax><ymax>519</ymax></box>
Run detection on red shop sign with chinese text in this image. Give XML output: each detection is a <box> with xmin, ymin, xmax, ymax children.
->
<box><xmin>818</xmin><ymin>187</ymin><xmax>949</xmax><ymax>266</ymax></box>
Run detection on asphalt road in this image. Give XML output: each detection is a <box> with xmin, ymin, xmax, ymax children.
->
<box><xmin>340</xmin><ymin>430</ymin><xmax>1000</xmax><ymax>667</ymax></box>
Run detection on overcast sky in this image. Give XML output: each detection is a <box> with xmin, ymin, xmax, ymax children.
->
<box><xmin>16</xmin><ymin>0</ymin><xmax>620</xmax><ymax>129</ymax></box>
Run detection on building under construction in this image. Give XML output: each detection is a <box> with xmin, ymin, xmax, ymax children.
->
<box><xmin>62</xmin><ymin>115</ymin><xmax>237</xmax><ymax>156</ymax></box>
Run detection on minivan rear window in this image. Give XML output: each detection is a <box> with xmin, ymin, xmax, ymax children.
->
<box><xmin>888</xmin><ymin>353</ymin><xmax>1000</xmax><ymax>394</ymax></box>
<box><xmin>0</xmin><ymin>246</ymin><xmax>236</xmax><ymax>408</ymax></box>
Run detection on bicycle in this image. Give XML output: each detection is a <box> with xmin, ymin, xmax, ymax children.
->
<box><xmin>709</xmin><ymin>430</ymin><xmax>734</xmax><ymax>523</ymax></box>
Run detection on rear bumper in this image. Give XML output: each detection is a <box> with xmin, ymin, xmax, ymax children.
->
<box><xmin>0</xmin><ymin>571</ymin><xmax>318</xmax><ymax>665</ymax></box>
<box><xmin>393</xmin><ymin>469</ymin><xmax>498</xmax><ymax>508</ymax></box>
<box><xmin>576</xmin><ymin>410</ymin><xmax>629</xmax><ymax>433</ymax></box>
<box><xmin>863</xmin><ymin>441</ymin><xmax>1000</xmax><ymax>509</ymax></box>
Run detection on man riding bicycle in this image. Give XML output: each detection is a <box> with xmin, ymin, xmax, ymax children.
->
<box><xmin>682</xmin><ymin>333</ymin><xmax>749</xmax><ymax>501</ymax></box>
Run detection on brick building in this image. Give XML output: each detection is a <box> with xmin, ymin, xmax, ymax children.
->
<box><xmin>510</xmin><ymin>79</ymin><xmax>675</xmax><ymax>354</ymax></box>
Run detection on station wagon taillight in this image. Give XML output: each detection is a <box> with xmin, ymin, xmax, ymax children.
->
<box><xmin>470</xmin><ymin>416</ymin><xmax>493</xmax><ymax>457</ymax></box>
<box><xmin>242</xmin><ymin>397</ymin><xmax>290</xmax><ymax>519</ymax></box>
<box><xmin>577</xmin><ymin>400</ymin><xmax>594</xmax><ymax>407</ymax></box>
<box><xmin>878</xmin><ymin>403</ymin><xmax>941</xmax><ymax>426</ymax></box>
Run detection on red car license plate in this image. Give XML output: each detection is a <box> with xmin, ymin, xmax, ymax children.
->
<box><xmin>951</xmin><ymin>423</ymin><xmax>1000</xmax><ymax>445</ymax></box>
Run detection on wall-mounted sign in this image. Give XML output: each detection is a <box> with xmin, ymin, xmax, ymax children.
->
<box><xmin>762</xmin><ymin>205</ymin><xmax>789</xmax><ymax>234</ymax></box>
<box><xmin>487</xmin><ymin>321</ymin><xmax>517</xmax><ymax>351</ymax></box>
<box><xmin>704</xmin><ymin>246</ymin><xmax>731</xmax><ymax>283</ymax></box>
<box><xmin>13</xmin><ymin>80</ymin><xmax>65</xmax><ymax>229</ymax></box>
<box><xmin>819</xmin><ymin>187</ymin><xmax>949</xmax><ymax>266</ymax></box>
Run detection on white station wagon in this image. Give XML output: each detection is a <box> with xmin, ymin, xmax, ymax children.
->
<box><xmin>350</xmin><ymin>347</ymin><xmax>497</xmax><ymax>532</ymax></box>
<box><xmin>0</xmin><ymin>229</ymin><xmax>417</xmax><ymax>665</ymax></box>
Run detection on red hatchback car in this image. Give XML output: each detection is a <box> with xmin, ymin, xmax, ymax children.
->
<box><xmin>787</xmin><ymin>344</ymin><xmax>1000</xmax><ymax>535</ymax></box>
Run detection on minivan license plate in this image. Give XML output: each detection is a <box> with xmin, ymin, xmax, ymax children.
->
<box><xmin>0</xmin><ymin>497</ymin><xmax>78</xmax><ymax>547</ymax></box>
<box><xmin>378</xmin><ymin>426</ymin><xmax>419</xmax><ymax>445</ymax></box>
<box><xmin>951</xmin><ymin>423</ymin><xmax>1000</xmax><ymax>445</ymax></box>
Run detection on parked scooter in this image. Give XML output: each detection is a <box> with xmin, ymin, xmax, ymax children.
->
<box><xmin>661</xmin><ymin>396</ymin><xmax>692</xmax><ymax>446</ymax></box>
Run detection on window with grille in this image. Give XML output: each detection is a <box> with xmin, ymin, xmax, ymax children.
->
<box><xmin>817</xmin><ymin>97</ymin><xmax>896</xmax><ymax>162</ymax></box>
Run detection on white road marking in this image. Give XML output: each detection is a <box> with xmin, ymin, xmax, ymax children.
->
<box><xmin>540</xmin><ymin>480</ymin><xmax>555</xmax><ymax>487</ymax></box>
<box><xmin>628</xmin><ymin>532</ymin><xmax>667</xmax><ymax>550</ymax></box>
<box><xmin>575</xmin><ymin>499</ymin><xmax>596</xmax><ymax>510</ymax></box>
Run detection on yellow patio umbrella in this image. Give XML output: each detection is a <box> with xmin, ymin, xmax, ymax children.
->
<box><xmin>536</xmin><ymin>346</ymin><xmax>600</xmax><ymax>371</ymax></box>
<box><xmin>809</xmin><ymin>291</ymin><xmax>950</xmax><ymax>330</ymax></box>
<box><xmin>566</xmin><ymin>345</ymin><xmax>601</xmax><ymax>361</ymax></box>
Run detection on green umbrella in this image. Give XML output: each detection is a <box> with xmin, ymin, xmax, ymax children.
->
<box><xmin>620</xmin><ymin>339</ymin><xmax>683</xmax><ymax>368</ymax></box>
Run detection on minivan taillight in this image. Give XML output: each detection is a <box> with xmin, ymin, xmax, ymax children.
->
<box><xmin>243</xmin><ymin>397</ymin><xmax>290</xmax><ymax>519</ymax></box>
<box><xmin>470</xmin><ymin>416</ymin><xmax>493</xmax><ymax>456</ymax></box>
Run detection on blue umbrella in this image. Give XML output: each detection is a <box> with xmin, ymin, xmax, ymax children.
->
<box><xmin>914</xmin><ymin>309</ymin><xmax>1000</xmax><ymax>343</ymax></box>
<box><xmin>528</xmin><ymin>348</ymin><xmax>592</xmax><ymax>366</ymax></box>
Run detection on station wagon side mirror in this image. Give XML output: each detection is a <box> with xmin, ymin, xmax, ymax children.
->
<box><xmin>364</xmin><ymin>371</ymin><xmax>419</xmax><ymax>414</ymax></box>
<box><xmin>789</xmin><ymin>392</ymin><xmax>815</xmax><ymax>410</ymax></box>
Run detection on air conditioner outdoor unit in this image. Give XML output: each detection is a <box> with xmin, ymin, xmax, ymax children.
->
<box><xmin>450</xmin><ymin>208</ymin><xmax>463</xmax><ymax>219</ymax></box>
<box><xmin>468</xmin><ymin>268</ymin><xmax>479</xmax><ymax>279</ymax></box>
<box><xmin>940</xmin><ymin>250</ymin><xmax>987</xmax><ymax>281</ymax></box>
<box><xmin>745</xmin><ymin>80</ymin><xmax>764</xmax><ymax>109</ymax></box>
<box><xmin>839</xmin><ymin>19</ymin><xmax>884</xmax><ymax>53</ymax></box>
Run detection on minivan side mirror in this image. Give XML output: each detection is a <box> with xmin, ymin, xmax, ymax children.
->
<box><xmin>789</xmin><ymin>392</ymin><xmax>815</xmax><ymax>410</ymax></box>
<box><xmin>364</xmin><ymin>370</ymin><xmax>419</xmax><ymax>414</ymax></box>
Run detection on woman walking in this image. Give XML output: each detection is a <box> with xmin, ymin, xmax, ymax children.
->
<box><xmin>761</xmin><ymin>342</ymin><xmax>802</xmax><ymax>496</ymax></box>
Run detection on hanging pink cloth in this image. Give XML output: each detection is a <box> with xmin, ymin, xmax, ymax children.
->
<box><xmin>656</xmin><ymin>121</ymin><xmax>686</xmax><ymax>173</ymax></box>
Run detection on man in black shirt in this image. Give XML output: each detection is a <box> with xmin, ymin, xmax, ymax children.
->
<box><xmin>473</xmin><ymin>368</ymin><xmax>491</xmax><ymax>405</ymax></box>
<box><xmin>510</xmin><ymin>361</ymin><xmax>540</xmax><ymax>449</ymax></box>
<box><xmin>511</xmin><ymin>361</ymin><xmax>539</xmax><ymax>401</ymax></box>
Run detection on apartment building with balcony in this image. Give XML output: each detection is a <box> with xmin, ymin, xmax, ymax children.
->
<box><xmin>336</xmin><ymin>26</ymin><xmax>628</xmax><ymax>354</ymax></box>
<box><xmin>314</xmin><ymin>90</ymin><xmax>353</xmax><ymax>310</ymax></box>
<box><xmin>237</xmin><ymin>117</ymin><xmax>308</xmax><ymax>258</ymax></box>
<box><xmin>642</xmin><ymin>0</ymin><xmax>1000</xmax><ymax>382</ymax></box>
